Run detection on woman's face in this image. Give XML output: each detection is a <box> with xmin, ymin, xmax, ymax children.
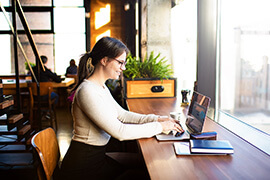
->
<box><xmin>106</xmin><ymin>51</ymin><xmax>127</xmax><ymax>80</ymax></box>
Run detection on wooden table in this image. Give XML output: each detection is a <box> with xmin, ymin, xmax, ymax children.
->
<box><xmin>2</xmin><ymin>79</ymin><xmax>29</xmax><ymax>89</ymax></box>
<box><xmin>2</xmin><ymin>78</ymin><xmax>75</xmax><ymax>107</ymax></box>
<box><xmin>2</xmin><ymin>78</ymin><xmax>75</xmax><ymax>94</ymax></box>
<box><xmin>2</xmin><ymin>78</ymin><xmax>75</xmax><ymax>89</ymax></box>
<box><xmin>126</xmin><ymin>98</ymin><xmax>270</xmax><ymax>180</ymax></box>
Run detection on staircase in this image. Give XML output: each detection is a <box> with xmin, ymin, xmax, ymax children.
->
<box><xmin>0</xmin><ymin>79</ymin><xmax>37</xmax><ymax>179</ymax></box>
<box><xmin>0</xmin><ymin>1</ymin><xmax>52</xmax><ymax>178</ymax></box>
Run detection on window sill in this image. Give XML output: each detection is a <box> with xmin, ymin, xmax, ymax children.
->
<box><xmin>215</xmin><ymin>110</ymin><xmax>270</xmax><ymax>156</ymax></box>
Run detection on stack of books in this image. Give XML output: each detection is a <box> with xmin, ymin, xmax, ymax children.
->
<box><xmin>174</xmin><ymin>139</ymin><xmax>234</xmax><ymax>155</ymax></box>
<box><xmin>190</xmin><ymin>139</ymin><xmax>234</xmax><ymax>154</ymax></box>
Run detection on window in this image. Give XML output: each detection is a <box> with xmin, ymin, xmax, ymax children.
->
<box><xmin>219</xmin><ymin>0</ymin><xmax>270</xmax><ymax>135</ymax></box>
<box><xmin>0</xmin><ymin>35</ymin><xmax>11</xmax><ymax>74</ymax></box>
<box><xmin>196</xmin><ymin>0</ymin><xmax>270</xmax><ymax>155</ymax></box>
<box><xmin>0</xmin><ymin>0</ymin><xmax>85</xmax><ymax>75</ymax></box>
<box><xmin>171</xmin><ymin>0</ymin><xmax>197</xmax><ymax>95</ymax></box>
<box><xmin>54</xmin><ymin>5</ymin><xmax>85</xmax><ymax>75</ymax></box>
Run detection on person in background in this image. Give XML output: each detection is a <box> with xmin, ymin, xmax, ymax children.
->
<box><xmin>33</xmin><ymin>55</ymin><xmax>62</xmax><ymax>83</ymax></box>
<box><xmin>32</xmin><ymin>55</ymin><xmax>62</xmax><ymax>104</ymax></box>
<box><xmin>60</xmin><ymin>37</ymin><xmax>183</xmax><ymax>180</ymax></box>
<box><xmin>66</xmin><ymin>59</ymin><xmax>78</xmax><ymax>103</ymax></box>
<box><xmin>65</xmin><ymin>59</ymin><xmax>78</xmax><ymax>76</ymax></box>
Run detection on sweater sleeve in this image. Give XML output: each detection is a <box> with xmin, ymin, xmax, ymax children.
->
<box><xmin>110</xmin><ymin>95</ymin><xmax>159</xmax><ymax>124</ymax></box>
<box><xmin>75</xmin><ymin>84</ymin><xmax>162</xmax><ymax>141</ymax></box>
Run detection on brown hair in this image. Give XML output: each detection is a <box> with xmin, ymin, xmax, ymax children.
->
<box><xmin>73</xmin><ymin>37</ymin><xmax>129</xmax><ymax>91</ymax></box>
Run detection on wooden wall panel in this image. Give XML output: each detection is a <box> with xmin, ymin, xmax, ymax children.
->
<box><xmin>90</xmin><ymin>0</ymin><xmax>126</xmax><ymax>49</ymax></box>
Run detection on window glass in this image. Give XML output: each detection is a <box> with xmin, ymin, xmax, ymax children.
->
<box><xmin>0</xmin><ymin>12</ymin><xmax>11</xmax><ymax>30</ymax></box>
<box><xmin>1</xmin><ymin>12</ymin><xmax>51</xmax><ymax>31</ymax></box>
<box><xmin>0</xmin><ymin>35</ymin><xmax>11</xmax><ymax>74</ymax></box>
<box><xmin>16</xmin><ymin>12</ymin><xmax>51</xmax><ymax>30</ymax></box>
<box><xmin>18</xmin><ymin>0</ymin><xmax>52</xmax><ymax>6</ymax></box>
<box><xmin>54</xmin><ymin>34</ymin><xmax>85</xmax><ymax>75</ymax></box>
<box><xmin>53</xmin><ymin>0</ymin><xmax>83</xmax><ymax>7</ymax></box>
<box><xmin>54</xmin><ymin>6</ymin><xmax>86</xmax><ymax>75</ymax></box>
<box><xmin>0</xmin><ymin>2</ymin><xmax>86</xmax><ymax>75</ymax></box>
<box><xmin>219</xmin><ymin>0</ymin><xmax>270</xmax><ymax>134</ymax></box>
<box><xmin>12</xmin><ymin>34</ymin><xmax>54</xmax><ymax>75</ymax></box>
<box><xmin>171</xmin><ymin>0</ymin><xmax>197</xmax><ymax>95</ymax></box>
<box><xmin>1</xmin><ymin>0</ymin><xmax>10</xmax><ymax>6</ymax></box>
<box><xmin>54</xmin><ymin>8</ymin><xmax>85</xmax><ymax>33</ymax></box>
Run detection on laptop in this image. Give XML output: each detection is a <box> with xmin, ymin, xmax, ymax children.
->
<box><xmin>156</xmin><ymin>91</ymin><xmax>211</xmax><ymax>141</ymax></box>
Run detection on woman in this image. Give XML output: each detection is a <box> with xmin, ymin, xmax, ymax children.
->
<box><xmin>61</xmin><ymin>37</ymin><xmax>183</xmax><ymax>180</ymax></box>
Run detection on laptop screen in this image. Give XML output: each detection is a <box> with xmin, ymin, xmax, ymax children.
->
<box><xmin>185</xmin><ymin>91</ymin><xmax>211</xmax><ymax>134</ymax></box>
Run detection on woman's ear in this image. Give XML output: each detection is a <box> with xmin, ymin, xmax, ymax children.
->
<box><xmin>100</xmin><ymin>57</ymin><xmax>109</xmax><ymax>66</ymax></box>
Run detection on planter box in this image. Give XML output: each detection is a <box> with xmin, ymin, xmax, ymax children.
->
<box><xmin>123</xmin><ymin>78</ymin><xmax>177</xmax><ymax>99</ymax></box>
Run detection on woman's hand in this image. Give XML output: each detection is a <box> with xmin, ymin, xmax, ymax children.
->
<box><xmin>158</xmin><ymin>116</ymin><xmax>184</xmax><ymax>133</ymax></box>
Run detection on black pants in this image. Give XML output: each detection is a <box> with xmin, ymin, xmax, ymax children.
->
<box><xmin>60</xmin><ymin>140</ymin><xmax>125</xmax><ymax>180</ymax></box>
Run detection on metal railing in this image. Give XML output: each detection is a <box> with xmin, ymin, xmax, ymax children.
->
<box><xmin>0</xmin><ymin>0</ymin><xmax>46</xmax><ymax>129</ymax></box>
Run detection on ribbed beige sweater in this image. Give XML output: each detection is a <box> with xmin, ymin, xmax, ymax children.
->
<box><xmin>71</xmin><ymin>79</ymin><xmax>163</xmax><ymax>146</ymax></box>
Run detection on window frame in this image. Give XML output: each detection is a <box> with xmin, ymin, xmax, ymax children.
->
<box><xmin>0</xmin><ymin>6</ymin><xmax>54</xmax><ymax>34</ymax></box>
<box><xmin>197</xmin><ymin>0</ymin><xmax>270</xmax><ymax>155</ymax></box>
<box><xmin>0</xmin><ymin>1</ymin><xmax>89</xmax><ymax>75</ymax></box>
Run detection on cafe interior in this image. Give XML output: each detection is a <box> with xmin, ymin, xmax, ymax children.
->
<box><xmin>1</xmin><ymin>0</ymin><xmax>270</xmax><ymax>179</ymax></box>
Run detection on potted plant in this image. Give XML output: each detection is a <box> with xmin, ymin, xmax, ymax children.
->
<box><xmin>122</xmin><ymin>51</ymin><xmax>176</xmax><ymax>99</ymax></box>
<box><xmin>25</xmin><ymin>62</ymin><xmax>35</xmax><ymax>75</ymax></box>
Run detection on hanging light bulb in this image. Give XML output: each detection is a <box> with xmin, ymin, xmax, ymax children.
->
<box><xmin>124</xmin><ymin>2</ymin><xmax>130</xmax><ymax>11</ymax></box>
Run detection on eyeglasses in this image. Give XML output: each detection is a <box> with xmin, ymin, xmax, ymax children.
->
<box><xmin>111</xmin><ymin>58</ymin><xmax>127</xmax><ymax>67</ymax></box>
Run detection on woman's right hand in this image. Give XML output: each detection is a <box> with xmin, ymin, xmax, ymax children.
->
<box><xmin>159</xmin><ymin>121</ymin><xmax>183</xmax><ymax>134</ymax></box>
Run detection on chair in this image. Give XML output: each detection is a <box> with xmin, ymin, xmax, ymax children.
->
<box><xmin>28</xmin><ymin>82</ymin><xmax>57</xmax><ymax>130</ymax></box>
<box><xmin>31</xmin><ymin>127</ymin><xmax>60</xmax><ymax>180</ymax></box>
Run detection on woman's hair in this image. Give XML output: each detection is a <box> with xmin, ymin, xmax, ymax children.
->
<box><xmin>40</xmin><ymin>55</ymin><xmax>48</xmax><ymax>64</ymax></box>
<box><xmin>73</xmin><ymin>36</ymin><xmax>129</xmax><ymax>91</ymax></box>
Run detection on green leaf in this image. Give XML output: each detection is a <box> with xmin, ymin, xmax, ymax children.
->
<box><xmin>123</xmin><ymin>52</ymin><xmax>174</xmax><ymax>80</ymax></box>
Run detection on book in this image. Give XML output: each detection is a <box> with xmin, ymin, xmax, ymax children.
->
<box><xmin>190</xmin><ymin>131</ymin><xmax>217</xmax><ymax>140</ymax></box>
<box><xmin>174</xmin><ymin>142</ymin><xmax>232</xmax><ymax>156</ymax></box>
<box><xmin>190</xmin><ymin>139</ymin><xmax>234</xmax><ymax>154</ymax></box>
<box><xmin>174</xmin><ymin>142</ymin><xmax>192</xmax><ymax>155</ymax></box>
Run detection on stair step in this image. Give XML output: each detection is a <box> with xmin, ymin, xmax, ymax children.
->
<box><xmin>6</xmin><ymin>118</ymin><xmax>29</xmax><ymax>132</ymax></box>
<box><xmin>8</xmin><ymin>113</ymin><xmax>23</xmax><ymax>123</ymax></box>
<box><xmin>0</xmin><ymin>114</ymin><xmax>7</xmax><ymax>125</ymax></box>
<box><xmin>0</xmin><ymin>150</ymin><xmax>28</xmax><ymax>154</ymax></box>
<box><xmin>0</xmin><ymin>144</ymin><xmax>32</xmax><ymax>153</ymax></box>
<box><xmin>0</xmin><ymin>135</ymin><xmax>17</xmax><ymax>143</ymax></box>
<box><xmin>19</xmin><ymin>128</ymin><xmax>35</xmax><ymax>145</ymax></box>
<box><xmin>0</xmin><ymin>135</ymin><xmax>25</xmax><ymax>146</ymax></box>
<box><xmin>0</xmin><ymin>125</ymin><xmax>17</xmax><ymax>135</ymax></box>
<box><xmin>0</xmin><ymin>106</ymin><xmax>12</xmax><ymax>118</ymax></box>
<box><xmin>0</xmin><ymin>152</ymin><xmax>33</xmax><ymax>166</ymax></box>
<box><xmin>0</xmin><ymin>131</ymin><xmax>17</xmax><ymax>135</ymax></box>
<box><xmin>0</xmin><ymin>99</ymin><xmax>14</xmax><ymax>109</ymax></box>
<box><xmin>0</xmin><ymin>134</ymin><xmax>28</xmax><ymax>144</ymax></box>
<box><xmin>18</xmin><ymin>125</ymin><xmax>31</xmax><ymax>136</ymax></box>
<box><xmin>0</xmin><ymin>124</ymin><xmax>10</xmax><ymax>131</ymax></box>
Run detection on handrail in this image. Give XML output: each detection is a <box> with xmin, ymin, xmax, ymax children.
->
<box><xmin>0</xmin><ymin>1</ymin><xmax>40</xmax><ymax>84</ymax></box>
<box><xmin>0</xmin><ymin>0</ymin><xmax>46</xmax><ymax>129</ymax></box>
<box><xmin>16</xmin><ymin>0</ymin><xmax>45</xmax><ymax>73</ymax></box>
